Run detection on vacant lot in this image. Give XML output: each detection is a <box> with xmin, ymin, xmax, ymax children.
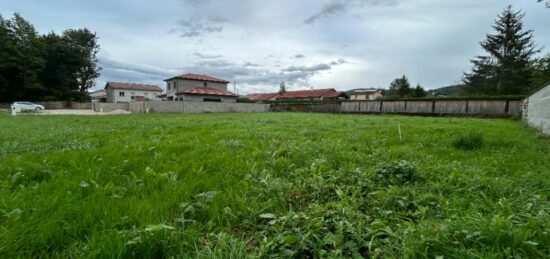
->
<box><xmin>0</xmin><ymin>113</ymin><xmax>548</xmax><ymax>258</ymax></box>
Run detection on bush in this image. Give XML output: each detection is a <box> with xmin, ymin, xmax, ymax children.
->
<box><xmin>453</xmin><ymin>132</ymin><xmax>483</xmax><ymax>150</ymax></box>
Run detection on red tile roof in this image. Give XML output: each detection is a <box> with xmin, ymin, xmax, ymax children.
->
<box><xmin>276</xmin><ymin>88</ymin><xmax>344</xmax><ymax>100</ymax></box>
<box><xmin>176</xmin><ymin>87</ymin><xmax>237</xmax><ymax>97</ymax></box>
<box><xmin>165</xmin><ymin>73</ymin><xmax>229</xmax><ymax>83</ymax></box>
<box><xmin>105</xmin><ymin>82</ymin><xmax>162</xmax><ymax>92</ymax></box>
<box><xmin>245</xmin><ymin>92</ymin><xmax>279</xmax><ymax>101</ymax></box>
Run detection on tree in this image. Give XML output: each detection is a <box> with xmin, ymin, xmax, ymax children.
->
<box><xmin>279</xmin><ymin>81</ymin><xmax>286</xmax><ymax>94</ymax></box>
<box><xmin>530</xmin><ymin>54</ymin><xmax>550</xmax><ymax>88</ymax></box>
<box><xmin>463</xmin><ymin>56</ymin><xmax>498</xmax><ymax>94</ymax></box>
<box><xmin>0</xmin><ymin>15</ymin><xmax>25</xmax><ymax>102</ymax></box>
<box><xmin>537</xmin><ymin>0</ymin><xmax>550</xmax><ymax>8</ymax></box>
<box><xmin>4</xmin><ymin>13</ymin><xmax>45</xmax><ymax>100</ymax></box>
<box><xmin>463</xmin><ymin>6</ymin><xmax>540</xmax><ymax>95</ymax></box>
<box><xmin>388</xmin><ymin>75</ymin><xmax>412</xmax><ymax>97</ymax></box>
<box><xmin>62</xmin><ymin>29</ymin><xmax>101</xmax><ymax>101</ymax></box>
<box><xmin>412</xmin><ymin>84</ymin><xmax>427</xmax><ymax>98</ymax></box>
<box><xmin>38</xmin><ymin>32</ymin><xmax>79</xmax><ymax>100</ymax></box>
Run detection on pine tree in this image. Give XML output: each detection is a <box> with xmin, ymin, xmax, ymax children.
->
<box><xmin>412</xmin><ymin>84</ymin><xmax>427</xmax><ymax>98</ymax></box>
<box><xmin>464</xmin><ymin>6</ymin><xmax>539</xmax><ymax>95</ymax></box>
<box><xmin>530</xmin><ymin>54</ymin><xmax>550</xmax><ymax>88</ymax></box>
<box><xmin>388</xmin><ymin>75</ymin><xmax>412</xmax><ymax>97</ymax></box>
<box><xmin>279</xmin><ymin>81</ymin><xmax>286</xmax><ymax>94</ymax></box>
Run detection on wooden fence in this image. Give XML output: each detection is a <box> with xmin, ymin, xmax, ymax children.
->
<box><xmin>272</xmin><ymin>99</ymin><xmax>522</xmax><ymax>117</ymax></box>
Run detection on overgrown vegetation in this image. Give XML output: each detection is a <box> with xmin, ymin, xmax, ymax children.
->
<box><xmin>0</xmin><ymin>113</ymin><xmax>548</xmax><ymax>258</ymax></box>
<box><xmin>452</xmin><ymin>132</ymin><xmax>484</xmax><ymax>150</ymax></box>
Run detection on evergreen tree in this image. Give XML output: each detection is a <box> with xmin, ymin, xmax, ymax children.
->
<box><xmin>464</xmin><ymin>6</ymin><xmax>539</xmax><ymax>95</ymax></box>
<box><xmin>412</xmin><ymin>84</ymin><xmax>427</xmax><ymax>98</ymax></box>
<box><xmin>530</xmin><ymin>54</ymin><xmax>550</xmax><ymax>88</ymax></box>
<box><xmin>537</xmin><ymin>0</ymin><xmax>550</xmax><ymax>8</ymax></box>
<box><xmin>388</xmin><ymin>75</ymin><xmax>412</xmax><ymax>97</ymax></box>
<box><xmin>279</xmin><ymin>81</ymin><xmax>286</xmax><ymax>94</ymax></box>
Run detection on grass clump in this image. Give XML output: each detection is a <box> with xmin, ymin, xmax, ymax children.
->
<box><xmin>453</xmin><ymin>132</ymin><xmax>484</xmax><ymax>150</ymax></box>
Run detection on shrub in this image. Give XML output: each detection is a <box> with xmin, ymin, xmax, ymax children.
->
<box><xmin>453</xmin><ymin>132</ymin><xmax>483</xmax><ymax>150</ymax></box>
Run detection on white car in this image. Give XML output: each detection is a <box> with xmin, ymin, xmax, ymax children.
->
<box><xmin>11</xmin><ymin>102</ymin><xmax>45</xmax><ymax>111</ymax></box>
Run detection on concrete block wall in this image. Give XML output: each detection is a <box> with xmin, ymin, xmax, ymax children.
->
<box><xmin>128</xmin><ymin>101</ymin><xmax>269</xmax><ymax>113</ymax></box>
<box><xmin>93</xmin><ymin>102</ymin><xmax>129</xmax><ymax>112</ymax></box>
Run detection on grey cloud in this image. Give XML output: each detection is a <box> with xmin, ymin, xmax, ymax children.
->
<box><xmin>294</xmin><ymin>54</ymin><xmax>305</xmax><ymax>58</ymax></box>
<box><xmin>193</xmin><ymin>52</ymin><xmax>223</xmax><ymax>59</ymax></box>
<box><xmin>330</xmin><ymin>58</ymin><xmax>347</xmax><ymax>65</ymax></box>
<box><xmin>172</xmin><ymin>17</ymin><xmax>225</xmax><ymax>38</ymax></box>
<box><xmin>282</xmin><ymin>63</ymin><xmax>332</xmax><ymax>72</ymax></box>
<box><xmin>305</xmin><ymin>0</ymin><xmax>400</xmax><ymax>24</ymax></box>
<box><xmin>304</xmin><ymin>0</ymin><xmax>349</xmax><ymax>24</ymax></box>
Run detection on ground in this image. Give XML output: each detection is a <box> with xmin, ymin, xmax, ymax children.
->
<box><xmin>0</xmin><ymin>113</ymin><xmax>548</xmax><ymax>258</ymax></box>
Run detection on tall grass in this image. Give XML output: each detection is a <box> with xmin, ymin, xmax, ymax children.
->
<box><xmin>0</xmin><ymin>113</ymin><xmax>548</xmax><ymax>257</ymax></box>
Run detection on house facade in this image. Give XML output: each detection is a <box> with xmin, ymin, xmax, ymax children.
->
<box><xmin>105</xmin><ymin>82</ymin><xmax>163</xmax><ymax>103</ymax></box>
<box><xmin>164</xmin><ymin>73</ymin><xmax>237</xmax><ymax>102</ymax></box>
<box><xmin>349</xmin><ymin>88</ymin><xmax>382</xmax><ymax>100</ymax></box>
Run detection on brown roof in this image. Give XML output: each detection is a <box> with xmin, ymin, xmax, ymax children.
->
<box><xmin>276</xmin><ymin>88</ymin><xmax>344</xmax><ymax>100</ymax></box>
<box><xmin>106</xmin><ymin>82</ymin><xmax>162</xmax><ymax>92</ymax></box>
<box><xmin>165</xmin><ymin>73</ymin><xmax>229</xmax><ymax>83</ymax></box>
<box><xmin>176</xmin><ymin>87</ymin><xmax>237</xmax><ymax>97</ymax></box>
<box><xmin>245</xmin><ymin>92</ymin><xmax>279</xmax><ymax>101</ymax></box>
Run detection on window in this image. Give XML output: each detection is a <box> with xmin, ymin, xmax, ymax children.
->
<box><xmin>168</xmin><ymin>84</ymin><xmax>170</xmax><ymax>91</ymax></box>
<box><xmin>119</xmin><ymin>92</ymin><xmax>125</xmax><ymax>97</ymax></box>
<box><xmin>203</xmin><ymin>82</ymin><xmax>207</xmax><ymax>87</ymax></box>
<box><xmin>173</xmin><ymin>82</ymin><xmax>176</xmax><ymax>89</ymax></box>
<box><xmin>203</xmin><ymin>97</ymin><xmax>221</xmax><ymax>102</ymax></box>
<box><xmin>144</xmin><ymin>92</ymin><xmax>149</xmax><ymax>96</ymax></box>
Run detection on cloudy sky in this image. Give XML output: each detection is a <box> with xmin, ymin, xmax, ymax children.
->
<box><xmin>1</xmin><ymin>0</ymin><xmax>549</xmax><ymax>94</ymax></box>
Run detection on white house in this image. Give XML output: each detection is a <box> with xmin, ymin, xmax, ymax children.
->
<box><xmin>105</xmin><ymin>82</ymin><xmax>163</xmax><ymax>103</ymax></box>
<box><xmin>164</xmin><ymin>73</ymin><xmax>237</xmax><ymax>102</ymax></box>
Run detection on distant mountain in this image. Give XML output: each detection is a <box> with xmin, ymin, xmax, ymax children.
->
<box><xmin>428</xmin><ymin>84</ymin><xmax>466</xmax><ymax>96</ymax></box>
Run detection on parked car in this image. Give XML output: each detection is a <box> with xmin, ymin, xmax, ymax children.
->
<box><xmin>11</xmin><ymin>102</ymin><xmax>45</xmax><ymax>111</ymax></box>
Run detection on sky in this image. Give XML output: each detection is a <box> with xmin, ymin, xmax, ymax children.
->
<box><xmin>1</xmin><ymin>0</ymin><xmax>549</xmax><ymax>94</ymax></box>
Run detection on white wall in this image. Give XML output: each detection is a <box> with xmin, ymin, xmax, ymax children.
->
<box><xmin>526</xmin><ymin>83</ymin><xmax>550</xmax><ymax>135</ymax></box>
<box><xmin>106</xmin><ymin>88</ymin><xmax>161</xmax><ymax>103</ymax></box>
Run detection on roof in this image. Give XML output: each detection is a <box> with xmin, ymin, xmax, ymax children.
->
<box><xmin>105</xmin><ymin>82</ymin><xmax>163</xmax><ymax>92</ymax></box>
<box><xmin>165</xmin><ymin>73</ymin><xmax>229</xmax><ymax>83</ymax></box>
<box><xmin>245</xmin><ymin>92</ymin><xmax>280</xmax><ymax>101</ymax></box>
<box><xmin>276</xmin><ymin>88</ymin><xmax>345</xmax><ymax>99</ymax></box>
<box><xmin>176</xmin><ymin>87</ymin><xmax>238</xmax><ymax>97</ymax></box>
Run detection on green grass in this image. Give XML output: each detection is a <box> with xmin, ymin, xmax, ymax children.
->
<box><xmin>0</xmin><ymin>112</ymin><xmax>549</xmax><ymax>258</ymax></box>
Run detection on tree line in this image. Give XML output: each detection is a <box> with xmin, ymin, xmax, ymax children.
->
<box><xmin>0</xmin><ymin>13</ymin><xmax>100</xmax><ymax>102</ymax></box>
<box><xmin>385</xmin><ymin>5</ymin><xmax>550</xmax><ymax>99</ymax></box>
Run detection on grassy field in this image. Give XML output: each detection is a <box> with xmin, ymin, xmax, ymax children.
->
<box><xmin>0</xmin><ymin>112</ymin><xmax>549</xmax><ymax>258</ymax></box>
